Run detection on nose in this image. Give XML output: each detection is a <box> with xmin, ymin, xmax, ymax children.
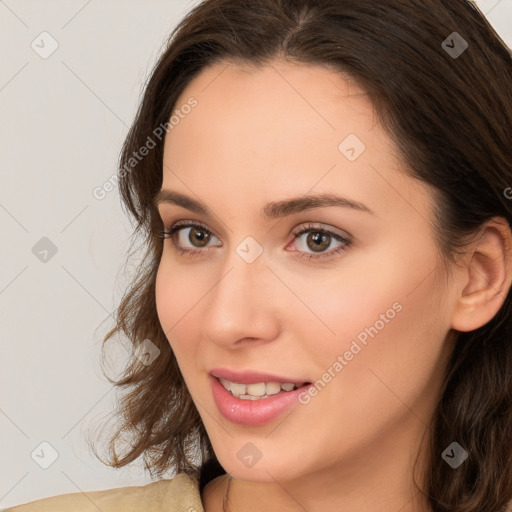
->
<box><xmin>200</xmin><ymin>251</ymin><xmax>280</xmax><ymax>349</ymax></box>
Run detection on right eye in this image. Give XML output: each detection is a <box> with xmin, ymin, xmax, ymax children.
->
<box><xmin>159</xmin><ymin>221</ymin><xmax>222</xmax><ymax>256</ymax></box>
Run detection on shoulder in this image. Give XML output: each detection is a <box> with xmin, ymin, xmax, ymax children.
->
<box><xmin>1</xmin><ymin>472</ymin><xmax>203</xmax><ymax>512</ymax></box>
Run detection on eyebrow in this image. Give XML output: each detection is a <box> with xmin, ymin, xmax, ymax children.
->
<box><xmin>153</xmin><ymin>189</ymin><xmax>375</xmax><ymax>220</ymax></box>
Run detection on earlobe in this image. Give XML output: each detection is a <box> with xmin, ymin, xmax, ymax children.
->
<box><xmin>450</xmin><ymin>217</ymin><xmax>512</xmax><ymax>333</ymax></box>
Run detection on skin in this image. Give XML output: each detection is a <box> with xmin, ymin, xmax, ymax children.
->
<box><xmin>154</xmin><ymin>59</ymin><xmax>512</xmax><ymax>512</ymax></box>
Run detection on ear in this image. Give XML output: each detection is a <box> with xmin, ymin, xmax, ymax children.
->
<box><xmin>450</xmin><ymin>217</ymin><xmax>512</xmax><ymax>333</ymax></box>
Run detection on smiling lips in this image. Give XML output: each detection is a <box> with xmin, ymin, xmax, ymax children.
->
<box><xmin>218</xmin><ymin>378</ymin><xmax>302</xmax><ymax>399</ymax></box>
<box><xmin>210</xmin><ymin>368</ymin><xmax>310</xmax><ymax>385</ymax></box>
<box><xmin>209</xmin><ymin>369</ymin><xmax>313</xmax><ymax>425</ymax></box>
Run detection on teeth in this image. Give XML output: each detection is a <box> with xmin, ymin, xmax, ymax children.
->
<box><xmin>218</xmin><ymin>377</ymin><xmax>303</xmax><ymax>400</ymax></box>
<box><xmin>265</xmin><ymin>382</ymin><xmax>282</xmax><ymax>395</ymax></box>
<box><xmin>246</xmin><ymin>383</ymin><xmax>266</xmax><ymax>396</ymax></box>
<box><xmin>229</xmin><ymin>382</ymin><xmax>246</xmax><ymax>396</ymax></box>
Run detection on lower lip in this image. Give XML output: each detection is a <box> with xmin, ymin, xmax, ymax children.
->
<box><xmin>210</xmin><ymin>375</ymin><xmax>312</xmax><ymax>426</ymax></box>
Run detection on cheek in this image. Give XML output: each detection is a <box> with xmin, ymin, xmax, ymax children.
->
<box><xmin>155</xmin><ymin>254</ymin><xmax>203</xmax><ymax>329</ymax></box>
<box><xmin>155</xmin><ymin>259</ymin><xmax>196</xmax><ymax>351</ymax></box>
<box><xmin>276</xmin><ymin>258</ymin><xmax>406</xmax><ymax>372</ymax></box>
<box><xmin>155</xmin><ymin>261</ymin><xmax>205</xmax><ymax>396</ymax></box>
<box><xmin>155</xmin><ymin>261</ymin><xmax>174</xmax><ymax>334</ymax></box>
<box><xmin>292</xmin><ymin>237</ymin><xmax>447</xmax><ymax>396</ymax></box>
<box><xmin>155</xmin><ymin>255</ymin><xmax>217</xmax><ymax>368</ymax></box>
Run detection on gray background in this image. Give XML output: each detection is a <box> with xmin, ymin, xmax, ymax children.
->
<box><xmin>1</xmin><ymin>0</ymin><xmax>511</xmax><ymax>508</ymax></box>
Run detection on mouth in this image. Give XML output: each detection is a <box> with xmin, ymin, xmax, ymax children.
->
<box><xmin>209</xmin><ymin>372</ymin><xmax>314</xmax><ymax>426</ymax></box>
<box><xmin>217</xmin><ymin>377</ymin><xmax>311</xmax><ymax>400</ymax></box>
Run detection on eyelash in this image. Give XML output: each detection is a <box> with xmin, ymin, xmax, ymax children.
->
<box><xmin>157</xmin><ymin>221</ymin><xmax>352</xmax><ymax>261</ymax></box>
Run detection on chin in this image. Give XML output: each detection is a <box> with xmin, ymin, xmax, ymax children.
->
<box><xmin>212</xmin><ymin>444</ymin><xmax>306</xmax><ymax>483</ymax></box>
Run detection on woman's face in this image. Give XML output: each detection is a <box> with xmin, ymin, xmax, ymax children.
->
<box><xmin>155</xmin><ymin>59</ymin><xmax>457</xmax><ymax>484</ymax></box>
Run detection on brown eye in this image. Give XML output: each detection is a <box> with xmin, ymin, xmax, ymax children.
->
<box><xmin>160</xmin><ymin>221</ymin><xmax>221</xmax><ymax>255</ymax></box>
<box><xmin>305</xmin><ymin>231</ymin><xmax>331</xmax><ymax>252</ymax></box>
<box><xmin>290</xmin><ymin>223</ymin><xmax>352</xmax><ymax>261</ymax></box>
<box><xmin>186</xmin><ymin>226</ymin><xmax>211</xmax><ymax>247</ymax></box>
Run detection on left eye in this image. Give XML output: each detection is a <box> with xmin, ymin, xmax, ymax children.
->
<box><xmin>290</xmin><ymin>224</ymin><xmax>351</xmax><ymax>260</ymax></box>
<box><xmin>158</xmin><ymin>221</ymin><xmax>352</xmax><ymax>261</ymax></box>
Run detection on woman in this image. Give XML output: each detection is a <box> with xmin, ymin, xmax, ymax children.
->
<box><xmin>5</xmin><ymin>0</ymin><xmax>512</xmax><ymax>511</ymax></box>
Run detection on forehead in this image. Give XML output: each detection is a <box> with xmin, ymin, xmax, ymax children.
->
<box><xmin>163</xmin><ymin>59</ymin><xmax>381</xmax><ymax>175</ymax></box>
<box><xmin>160</xmin><ymin>59</ymin><xmax>435</xmax><ymax>232</ymax></box>
<box><xmin>170</xmin><ymin>59</ymin><xmax>375</xmax><ymax>134</ymax></box>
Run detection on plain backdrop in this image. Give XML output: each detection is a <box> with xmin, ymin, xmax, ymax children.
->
<box><xmin>1</xmin><ymin>0</ymin><xmax>511</xmax><ymax>508</ymax></box>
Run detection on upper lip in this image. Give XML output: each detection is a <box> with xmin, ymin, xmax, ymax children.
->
<box><xmin>210</xmin><ymin>368</ymin><xmax>310</xmax><ymax>385</ymax></box>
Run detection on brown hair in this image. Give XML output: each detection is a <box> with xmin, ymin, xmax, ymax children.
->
<box><xmin>89</xmin><ymin>1</ymin><xmax>512</xmax><ymax>510</ymax></box>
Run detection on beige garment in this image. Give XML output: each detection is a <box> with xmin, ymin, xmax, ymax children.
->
<box><xmin>1</xmin><ymin>473</ymin><xmax>205</xmax><ymax>512</ymax></box>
